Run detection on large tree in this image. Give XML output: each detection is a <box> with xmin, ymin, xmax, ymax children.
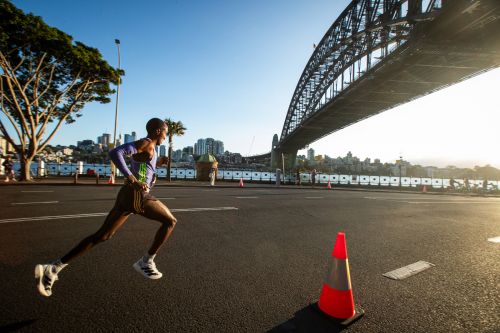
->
<box><xmin>164</xmin><ymin>118</ymin><xmax>186</xmax><ymax>182</ymax></box>
<box><xmin>0</xmin><ymin>1</ymin><xmax>121</xmax><ymax>180</ymax></box>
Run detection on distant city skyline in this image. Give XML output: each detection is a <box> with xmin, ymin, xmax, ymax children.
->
<box><xmin>5</xmin><ymin>1</ymin><xmax>500</xmax><ymax>169</ymax></box>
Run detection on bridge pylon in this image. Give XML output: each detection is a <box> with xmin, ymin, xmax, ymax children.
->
<box><xmin>271</xmin><ymin>148</ymin><xmax>297</xmax><ymax>170</ymax></box>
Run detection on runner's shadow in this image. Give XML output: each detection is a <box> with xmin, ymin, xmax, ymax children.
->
<box><xmin>0</xmin><ymin>319</ymin><xmax>38</xmax><ymax>332</ymax></box>
<box><xmin>267</xmin><ymin>304</ymin><xmax>345</xmax><ymax>333</ymax></box>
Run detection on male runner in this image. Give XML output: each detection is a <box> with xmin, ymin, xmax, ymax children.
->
<box><xmin>35</xmin><ymin>118</ymin><xmax>177</xmax><ymax>297</ymax></box>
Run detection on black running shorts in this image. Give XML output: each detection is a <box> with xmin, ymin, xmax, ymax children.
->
<box><xmin>113</xmin><ymin>185</ymin><xmax>157</xmax><ymax>214</ymax></box>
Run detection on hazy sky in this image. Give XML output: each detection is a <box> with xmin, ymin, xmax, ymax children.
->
<box><xmin>8</xmin><ymin>0</ymin><xmax>500</xmax><ymax>168</ymax></box>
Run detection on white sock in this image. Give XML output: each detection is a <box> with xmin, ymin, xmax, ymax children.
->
<box><xmin>51</xmin><ymin>260</ymin><xmax>68</xmax><ymax>274</ymax></box>
<box><xmin>142</xmin><ymin>253</ymin><xmax>156</xmax><ymax>263</ymax></box>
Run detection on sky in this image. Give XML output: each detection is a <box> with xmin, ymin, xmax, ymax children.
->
<box><xmin>7</xmin><ymin>0</ymin><xmax>500</xmax><ymax>168</ymax></box>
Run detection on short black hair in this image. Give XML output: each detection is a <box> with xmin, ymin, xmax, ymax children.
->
<box><xmin>146</xmin><ymin>118</ymin><xmax>166</xmax><ymax>134</ymax></box>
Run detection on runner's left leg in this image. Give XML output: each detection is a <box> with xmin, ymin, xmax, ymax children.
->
<box><xmin>132</xmin><ymin>199</ymin><xmax>177</xmax><ymax>279</ymax></box>
<box><xmin>35</xmin><ymin>208</ymin><xmax>130</xmax><ymax>296</ymax></box>
<box><xmin>141</xmin><ymin>199</ymin><xmax>177</xmax><ymax>255</ymax></box>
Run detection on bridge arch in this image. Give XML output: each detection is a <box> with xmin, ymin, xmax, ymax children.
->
<box><xmin>277</xmin><ymin>0</ymin><xmax>500</xmax><ymax>157</ymax></box>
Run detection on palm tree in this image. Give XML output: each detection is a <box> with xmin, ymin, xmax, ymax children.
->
<box><xmin>164</xmin><ymin>118</ymin><xmax>187</xmax><ymax>181</ymax></box>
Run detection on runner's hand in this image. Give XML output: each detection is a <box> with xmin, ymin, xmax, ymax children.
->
<box><xmin>127</xmin><ymin>175</ymin><xmax>149</xmax><ymax>192</ymax></box>
<box><xmin>131</xmin><ymin>181</ymin><xmax>148</xmax><ymax>192</ymax></box>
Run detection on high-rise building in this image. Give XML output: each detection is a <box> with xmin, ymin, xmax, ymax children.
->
<box><xmin>124</xmin><ymin>131</ymin><xmax>137</xmax><ymax>143</ymax></box>
<box><xmin>159</xmin><ymin>145</ymin><xmax>167</xmax><ymax>157</ymax></box>
<box><xmin>101</xmin><ymin>133</ymin><xmax>111</xmax><ymax>147</ymax></box>
<box><xmin>205</xmin><ymin>138</ymin><xmax>215</xmax><ymax>154</ymax></box>
<box><xmin>194</xmin><ymin>138</ymin><xmax>224</xmax><ymax>155</ymax></box>
<box><xmin>214</xmin><ymin>140</ymin><xmax>224</xmax><ymax>155</ymax></box>
<box><xmin>195</xmin><ymin>139</ymin><xmax>206</xmax><ymax>155</ymax></box>
<box><xmin>307</xmin><ymin>148</ymin><xmax>315</xmax><ymax>161</ymax></box>
<box><xmin>183</xmin><ymin>146</ymin><xmax>194</xmax><ymax>156</ymax></box>
<box><xmin>173</xmin><ymin>149</ymin><xmax>182</xmax><ymax>161</ymax></box>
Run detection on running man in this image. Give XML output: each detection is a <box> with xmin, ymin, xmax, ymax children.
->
<box><xmin>35</xmin><ymin>118</ymin><xmax>177</xmax><ymax>297</ymax></box>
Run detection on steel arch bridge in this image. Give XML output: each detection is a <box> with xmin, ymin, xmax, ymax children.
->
<box><xmin>272</xmin><ymin>0</ymin><xmax>500</xmax><ymax>167</ymax></box>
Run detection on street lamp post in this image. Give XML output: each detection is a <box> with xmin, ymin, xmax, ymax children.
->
<box><xmin>110</xmin><ymin>39</ymin><xmax>120</xmax><ymax>178</ymax></box>
<box><xmin>113</xmin><ymin>39</ymin><xmax>121</xmax><ymax>148</ymax></box>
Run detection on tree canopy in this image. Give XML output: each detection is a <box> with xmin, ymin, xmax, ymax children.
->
<box><xmin>164</xmin><ymin>118</ymin><xmax>187</xmax><ymax>181</ymax></box>
<box><xmin>0</xmin><ymin>0</ymin><xmax>122</xmax><ymax>180</ymax></box>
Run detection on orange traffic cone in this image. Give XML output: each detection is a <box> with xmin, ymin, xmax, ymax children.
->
<box><xmin>327</xmin><ymin>180</ymin><xmax>332</xmax><ymax>189</ymax></box>
<box><xmin>108</xmin><ymin>173</ymin><xmax>115</xmax><ymax>185</ymax></box>
<box><xmin>422</xmin><ymin>185</ymin><xmax>427</xmax><ymax>193</ymax></box>
<box><xmin>316</xmin><ymin>232</ymin><xmax>364</xmax><ymax>326</ymax></box>
<box><xmin>239</xmin><ymin>178</ymin><xmax>244</xmax><ymax>188</ymax></box>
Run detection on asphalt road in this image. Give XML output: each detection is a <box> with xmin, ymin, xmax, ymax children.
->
<box><xmin>0</xmin><ymin>184</ymin><xmax>499</xmax><ymax>332</ymax></box>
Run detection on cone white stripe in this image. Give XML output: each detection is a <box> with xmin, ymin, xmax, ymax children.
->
<box><xmin>325</xmin><ymin>257</ymin><xmax>352</xmax><ymax>291</ymax></box>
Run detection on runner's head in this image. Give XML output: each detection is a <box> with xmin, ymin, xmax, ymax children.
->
<box><xmin>146</xmin><ymin>118</ymin><xmax>168</xmax><ymax>144</ymax></box>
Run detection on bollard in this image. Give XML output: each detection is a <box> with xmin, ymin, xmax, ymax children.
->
<box><xmin>74</xmin><ymin>172</ymin><xmax>78</xmax><ymax>184</ymax></box>
<box><xmin>96</xmin><ymin>173</ymin><xmax>99</xmax><ymax>184</ymax></box>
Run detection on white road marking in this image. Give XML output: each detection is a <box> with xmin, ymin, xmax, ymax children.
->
<box><xmin>383</xmin><ymin>261</ymin><xmax>435</xmax><ymax>280</ymax></box>
<box><xmin>365</xmin><ymin>196</ymin><xmax>433</xmax><ymax>200</ymax></box>
<box><xmin>236</xmin><ymin>196</ymin><xmax>259</xmax><ymax>199</ymax></box>
<box><xmin>21</xmin><ymin>190</ymin><xmax>54</xmax><ymax>193</ymax></box>
<box><xmin>364</xmin><ymin>197</ymin><xmax>499</xmax><ymax>204</ymax></box>
<box><xmin>11</xmin><ymin>201</ymin><xmax>59</xmax><ymax>205</ymax></box>
<box><xmin>0</xmin><ymin>207</ymin><xmax>239</xmax><ymax>224</ymax></box>
<box><xmin>0</xmin><ymin>213</ymin><xmax>107</xmax><ymax>223</ymax></box>
<box><xmin>487</xmin><ymin>236</ymin><xmax>500</xmax><ymax>243</ymax></box>
<box><xmin>406</xmin><ymin>201</ymin><xmax>500</xmax><ymax>204</ymax></box>
<box><xmin>172</xmin><ymin>207</ymin><xmax>238</xmax><ymax>212</ymax></box>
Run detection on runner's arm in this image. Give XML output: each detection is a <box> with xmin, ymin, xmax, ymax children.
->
<box><xmin>109</xmin><ymin>142</ymin><xmax>138</xmax><ymax>182</ymax></box>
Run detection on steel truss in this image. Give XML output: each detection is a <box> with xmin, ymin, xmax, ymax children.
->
<box><xmin>280</xmin><ymin>0</ymin><xmax>443</xmax><ymax>142</ymax></box>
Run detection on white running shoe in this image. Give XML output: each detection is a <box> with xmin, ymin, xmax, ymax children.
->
<box><xmin>133</xmin><ymin>259</ymin><xmax>163</xmax><ymax>280</ymax></box>
<box><xmin>35</xmin><ymin>264</ymin><xmax>59</xmax><ymax>297</ymax></box>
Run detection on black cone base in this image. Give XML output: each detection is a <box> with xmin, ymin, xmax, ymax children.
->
<box><xmin>312</xmin><ymin>302</ymin><xmax>364</xmax><ymax>327</ymax></box>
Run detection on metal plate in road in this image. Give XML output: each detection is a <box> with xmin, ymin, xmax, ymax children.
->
<box><xmin>383</xmin><ymin>261</ymin><xmax>435</xmax><ymax>280</ymax></box>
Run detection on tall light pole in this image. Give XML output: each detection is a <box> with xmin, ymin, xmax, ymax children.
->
<box><xmin>113</xmin><ymin>39</ymin><xmax>121</xmax><ymax>148</ymax></box>
<box><xmin>110</xmin><ymin>39</ymin><xmax>120</xmax><ymax>179</ymax></box>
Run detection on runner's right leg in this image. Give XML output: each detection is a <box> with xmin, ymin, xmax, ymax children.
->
<box><xmin>35</xmin><ymin>209</ymin><xmax>130</xmax><ymax>297</ymax></box>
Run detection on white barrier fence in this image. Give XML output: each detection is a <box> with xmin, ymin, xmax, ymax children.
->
<box><xmin>158</xmin><ymin>169</ymin><xmax>497</xmax><ymax>189</ymax></box>
<box><xmin>24</xmin><ymin>163</ymin><xmax>500</xmax><ymax>190</ymax></box>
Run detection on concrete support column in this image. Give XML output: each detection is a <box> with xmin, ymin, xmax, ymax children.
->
<box><xmin>271</xmin><ymin>148</ymin><xmax>298</xmax><ymax>170</ymax></box>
